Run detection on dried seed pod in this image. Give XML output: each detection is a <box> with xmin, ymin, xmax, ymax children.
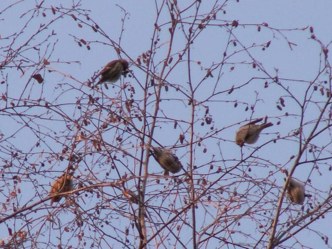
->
<box><xmin>235</xmin><ymin>118</ymin><xmax>273</xmax><ymax>146</ymax></box>
<box><xmin>150</xmin><ymin>147</ymin><xmax>182</xmax><ymax>174</ymax></box>
<box><xmin>287</xmin><ymin>178</ymin><xmax>305</xmax><ymax>205</ymax></box>
<box><xmin>49</xmin><ymin>174</ymin><xmax>73</xmax><ymax>204</ymax></box>
<box><xmin>97</xmin><ymin>59</ymin><xmax>129</xmax><ymax>84</ymax></box>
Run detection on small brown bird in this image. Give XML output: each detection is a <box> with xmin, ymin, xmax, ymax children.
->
<box><xmin>287</xmin><ymin>178</ymin><xmax>305</xmax><ymax>205</ymax></box>
<box><xmin>49</xmin><ymin>174</ymin><xmax>73</xmax><ymax>204</ymax></box>
<box><xmin>150</xmin><ymin>147</ymin><xmax>183</xmax><ymax>174</ymax></box>
<box><xmin>97</xmin><ymin>59</ymin><xmax>129</xmax><ymax>84</ymax></box>
<box><xmin>235</xmin><ymin>118</ymin><xmax>273</xmax><ymax>146</ymax></box>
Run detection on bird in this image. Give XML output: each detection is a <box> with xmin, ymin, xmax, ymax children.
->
<box><xmin>287</xmin><ymin>178</ymin><xmax>305</xmax><ymax>205</ymax></box>
<box><xmin>235</xmin><ymin>118</ymin><xmax>273</xmax><ymax>146</ymax></box>
<box><xmin>150</xmin><ymin>147</ymin><xmax>183</xmax><ymax>174</ymax></box>
<box><xmin>97</xmin><ymin>59</ymin><xmax>129</xmax><ymax>84</ymax></box>
<box><xmin>49</xmin><ymin>174</ymin><xmax>73</xmax><ymax>204</ymax></box>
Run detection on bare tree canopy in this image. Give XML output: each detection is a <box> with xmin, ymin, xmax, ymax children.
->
<box><xmin>0</xmin><ymin>1</ymin><xmax>332</xmax><ymax>248</ymax></box>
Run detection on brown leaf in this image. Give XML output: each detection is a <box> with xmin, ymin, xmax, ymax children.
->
<box><xmin>125</xmin><ymin>99</ymin><xmax>133</xmax><ymax>113</ymax></box>
<box><xmin>228</xmin><ymin>86</ymin><xmax>234</xmax><ymax>94</ymax></box>
<box><xmin>51</xmin><ymin>6</ymin><xmax>56</xmax><ymax>15</ymax></box>
<box><xmin>32</xmin><ymin>74</ymin><xmax>44</xmax><ymax>84</ymax></box>
<box><xmin>280</xmin><ymin>97</ymin><xmax>285</xmax><ymax>107</ymax></box>
<box><xmin>92</xmin><ymin>140</ymin><xmax>102</xmax><ymax>151</ymax></box>
<box><xmin>71</xmin><ymin>14</ymin><xmax>77</xmax><ymax>21</ymax></box>
<box><xmin>231</xmin><ymin>20</ymin><xmax>239</xmax><ymax>27</ymax></box>
<box><xmin>179</xmin><ymin>134</ymin><xmax>185</xmax><ymax>144</ymax></box>
<box><xmin>266</xmin><ymin>41</ymin><xmax>271</xmax><ymax>48</ymax></box>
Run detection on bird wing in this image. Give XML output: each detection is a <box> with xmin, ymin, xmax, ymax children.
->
<box><xmin>236</xmin><ymin>125</ymin><xmax>249</xmax><ymax>144</ymax></box>
<box><xmin>99</xmin><ymin>60</ymin><xmax>119</xmax><ymax>76</ymax></box>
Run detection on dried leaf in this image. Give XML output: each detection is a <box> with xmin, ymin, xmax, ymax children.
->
<box><xmin>179</xmin><ymin>134</ymin><xmax>185</xmax><ymax>144</ymax></box>
<box><xmin>32</xmin><ymin>74</ymin><xmax>44</xmax><ymax>84</ymax></box>
<box><xmin>51</xmin><ymin>6</ymin><xmax>56</xmax><ymax>15</ymax></box>
<box><xmin>231</xmin><ymin>20</ymin><xmax>239</xmax><ymax>27</ymax></box>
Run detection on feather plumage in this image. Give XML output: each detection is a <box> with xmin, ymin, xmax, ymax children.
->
<box><xmin>150</xmin><ymin>147</ymin><xmax>182</xmax><ymax>174</ymax></box>
<box><xmin>235</xmin><ymin>118</ymin><xmax>273</xmax><ymax>146</ymax></box>
<box><xmin>97</xmin><ymin>59</ymin><xmax>129</xmax><ymax>84</ymax></box>
<box><xmin>49</xmin><ymin>174</ymin><xmax>73</xmax><ymax>204</ymax></box>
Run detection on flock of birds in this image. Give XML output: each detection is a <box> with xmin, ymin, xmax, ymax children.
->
<box><xmin>49</xmin><ymin>59</ymin><xmax>306</xmax><ymax>206</ymax></box>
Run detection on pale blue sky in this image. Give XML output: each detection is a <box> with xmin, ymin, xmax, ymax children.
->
<box><xmin>0</xmin><ymin>1</ymin><xmax>332</xmax><ymax>248</ymax></box>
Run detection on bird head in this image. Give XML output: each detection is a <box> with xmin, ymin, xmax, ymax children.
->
<box><xmin>119</xmin><ymin>59</ymin><xmax>129</xmax><ymax>75</ymax></box>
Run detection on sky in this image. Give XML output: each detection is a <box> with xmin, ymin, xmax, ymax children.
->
<box><xmin>0</xmin><ymin>0</ymin><xmax>332</xmax><ymax>248</ymax></box>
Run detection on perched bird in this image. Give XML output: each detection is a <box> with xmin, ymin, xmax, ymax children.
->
<box><xmin>49</xmin><ymin>174</ymin><xmax>73</xmax><ymax>204</ymax></box>
<box><xmin>235</xmin><ymin>118</ymin><xmax>273</xmax><ymax>146</ymax></box>
<box><xmin>287</xmin><ymin>178</ymin><xmax>305</xmax><ymax>205</ymax></box>
<box><xmin>122</xmin><ymin>189</ymin><xmax>140</xmax><ymax>204</ymax></box>
<box><xmin>97</xmin><ymin>59</ymin><xmax>129</xmax><ymax>84</ymax></box>
<box><xmin>150</xmin><ymin>147</ymin><xmax>183</xmax><ymax>174</ymax></box>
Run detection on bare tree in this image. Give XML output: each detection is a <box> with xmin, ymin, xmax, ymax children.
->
<box><xmin>0</xmin><ymin>1</ymin><xmax>331</xmax><ymax>248</ymax></box>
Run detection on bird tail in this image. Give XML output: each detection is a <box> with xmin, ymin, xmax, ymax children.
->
<box><xmin>261</xmin><ymin>122</ymin><xmax>273</xmax><ymax>130</ymax></box>
<box><xmin>246</xmin><ymin>118</ymin><xmax>264</xmax><ymax>125</ymax></box>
